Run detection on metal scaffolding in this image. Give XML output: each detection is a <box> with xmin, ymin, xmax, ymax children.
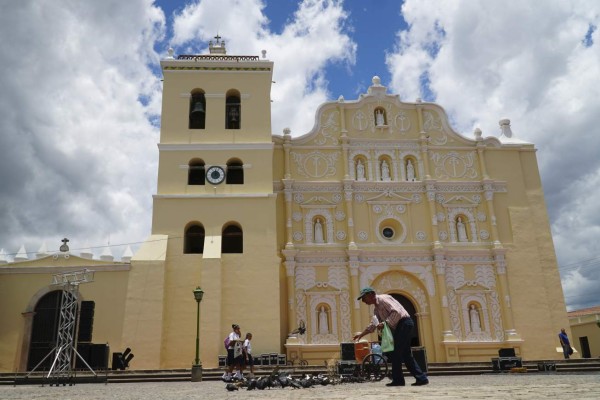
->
<box><xmin>27</xmin><ymin>268</ymin><xmax>96</xmax><ymax>385</ymax></box>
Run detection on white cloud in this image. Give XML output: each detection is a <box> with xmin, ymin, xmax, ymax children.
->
<box><xmin>387</xmin><ymin>0</ymin><xmax>600</xmax><ymax>308</ymax></box>
<box><xmin>170</xmin><ymin>0</ymin><xmax>356</xmax><ymax>136</ymax></box>
<box><xmin>0</xmin><ymin>0</ymin><xmax>165</xmax><ymax>259</ymax></box>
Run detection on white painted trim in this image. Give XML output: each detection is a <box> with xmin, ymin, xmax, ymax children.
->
<box><xmin>0</xmin><ymin>264</ymin><xmax>130</xmax><ymax>274</ymax></box>
<box><xmin>154</xmin><ymin>193</ymin><xmax>276</xmax><ymax>199</ymax></box>
<box><xmin>159</xmin><ymin>143</ymin><xmax>274</xmax><ymax>151</ymax></box>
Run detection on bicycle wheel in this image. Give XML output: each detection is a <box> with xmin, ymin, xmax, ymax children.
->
<box><xmin>361</xmin><ymin>353</ymin><xmax>388</xmax><ymax>381</ymax></box>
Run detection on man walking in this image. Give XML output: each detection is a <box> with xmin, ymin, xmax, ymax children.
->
<box><xmin>558</xmin><ymin>328</ymin><xmax>573</xmax><ymax>359</ymax></box>
<box><xmin>354</xmin><ymin>287</ymin><xmax>429</xmax><ymax>387</ymax></box>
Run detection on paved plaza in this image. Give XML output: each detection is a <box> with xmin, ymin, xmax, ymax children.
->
<box><xmin>1</xmin><ymin>373</ymin><xmax>599</xmax><ymax>400</ymax></box>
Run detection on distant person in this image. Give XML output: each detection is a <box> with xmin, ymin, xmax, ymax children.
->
<box><xmin>353</xmin><ymin>287</ymin><xmax>428</xmax><ymax>387</ymax></box>
<box><xmin>223</xmin><ymin>324</ymin><xmax>244</xmax><ymax>380</ymax></box>
<box><xmin>243</xmin><ymin>332</ymin><xmax>255</xmax><ymax>378</ymax></box>
<box><xmin>558</xmin><ymin>328</ymin><xmax>573</xmax><ymax>359</ymax></box>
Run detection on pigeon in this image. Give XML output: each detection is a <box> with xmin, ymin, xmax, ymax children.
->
<box><xmin>225</xmin><ymin>383</ymin><xmax>239</xmax><ymax>391</ymax></box>
<box><xmin>247</xmin><ymin>379</ymin><xmax>257</xmax><ymax>391</ymax></box>
<box><xmin>290</xmin><ymin>320</ymin><xmax>306</xmax><ymax>335</ymax></box>
<box><xmin>289</xmin><ymin>379</ymin><xmax>302</xmax><ymax>389</ymax></box>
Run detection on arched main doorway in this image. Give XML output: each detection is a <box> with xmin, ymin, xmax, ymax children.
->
<box><xmin>390</xmin><ymin>293</ymin><xmax>421</xmax><ymax>347</ymax></box>
<box><xmin>27</xmin><ymin>291</ymin><xmax>95</xmax><ymax>371</ymax></box>
<box><xmin>27</xmin><ymin>290</ymin><xmax>62</xmax><ymax>370</ymax></box>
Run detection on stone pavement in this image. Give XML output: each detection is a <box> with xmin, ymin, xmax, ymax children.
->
<box><xmin>1</xmin><ymin>373</ymin><xmax>599</xmax><ymax>400</ymax></box>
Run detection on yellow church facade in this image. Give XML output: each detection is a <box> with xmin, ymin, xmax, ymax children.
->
<box><xmin>0</xmin><ymin>41</ymin><xmax>571</xmax><ymax>372</ymax></box>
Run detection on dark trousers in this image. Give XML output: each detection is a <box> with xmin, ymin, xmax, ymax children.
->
<box><xmin>390</xmin><ymin>318</ymin><xmax>427</xmax><ymax>384</ymax></box>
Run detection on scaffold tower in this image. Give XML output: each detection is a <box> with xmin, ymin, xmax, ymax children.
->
<box><xmin>27</xmin><ymin>267</ymin><xmax>96</xmax><ymax>385</ymax></box>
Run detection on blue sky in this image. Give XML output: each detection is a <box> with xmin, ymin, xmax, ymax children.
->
<box><xmin>1</xmin><ymin>0</ymin><xmax>599</xmax><ymax>311</ymax></box>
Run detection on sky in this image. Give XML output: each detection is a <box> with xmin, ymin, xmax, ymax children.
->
<box><xmin>0</xmin><ymin>0</ymin><xmax>599</xmax><ymax>311</ymax></box>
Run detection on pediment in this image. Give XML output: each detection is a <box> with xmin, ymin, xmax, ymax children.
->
<box><xmin>292</xmin><ymin>77</ymin><xmax>477</xmax><ymax>147</ymax></box>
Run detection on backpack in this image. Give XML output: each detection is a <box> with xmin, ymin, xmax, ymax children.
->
<box><xmin>224</xmin><ymin>336</ymin><xmax>231</xmax><ymax>350</ymax></box>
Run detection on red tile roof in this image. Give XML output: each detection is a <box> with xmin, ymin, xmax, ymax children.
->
<box><xmin>568</xmin><ymin>305</ymin><xmax>600</xmax><ymax>317</ymax></box>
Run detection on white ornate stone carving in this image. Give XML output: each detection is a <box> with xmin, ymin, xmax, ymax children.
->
<box><xmin>295</xmin><ymin>266</ymin><xmax>316</xmax><ymax>290</ymax></box>
<box><xmin>355</xmin><ymin>193</ymin><xmax>364</xmax><ymax>203</ymax></box>
<box><xmin>437</xmin><ymin>212</ymin><xmax>446</xmax><ymax>222</ymax></box>
<box><xmin>291</xmin><ymin>150</ymin><xmax>340</xmax><ymax>178</ymax></box>
<box><xmin>416</xmin><ymin>231</ymin><xmax>426</xmax><ymax>241</ymax></box>
<box><xmin>293</xmin><ymin>231</ymin><xmax>303</xmax><ymax>241</ymax></box>
<box><xmin>328</xmin><ymin>266</ymin><xmax>349</xmax><ymax>290</ymax></box>
<box><xmin>294</xmin><ymin>193</ymin><xmax>304</xmax><ymax>203</ymax></box>
<box><xmin>445</xmin><ymin>265</ymin><xmax>465</xmax><ymax>290</ymax></box>
<box><xmin>475</xmin><ymin>265</ymin><xmax>496</xmax><ymax>288</ymax></box>
<box><xmin>336</xmin><ymin>231</ymin><xmax>346</xmax><ymax>240</ymax></box>
<box><xmin>430</xmin><ymin>151</ymin><xmax>478</xmax><ymax>180</ymax></box>
<box><xmin>394</xmin><ymin>111</ymin><xmax>411</xmax><ymax>132</ymax></box>
<box><xmin>477</xmin><ymin>212</ymin><xmax>487</xmax><ymax>222</ymax></box>
<box><xmin>352</xmin><ymin>110</ymin><xmax>368</xmax><ymax>131</ymax></box>
<box><xmin>292</xmin><ymin>211</ymin><xmax>303</xmax><ymax>222</ymax></box>
<box><xmin>480</xmin><ymin>230</ymin><xmax>490</xmax><ymax>240</ymax></box>
<box><xmin>439</xmin><ymin>231</ymin><xmax>448</xmax><ymax>241</ymax></box>
<box><xmin>358</xmin><ymin>231</ymin><xmax>368</xmax><ymax>241</ymax></box>
<box><xmin>423</xmin><ymin>110</ymin><xmax>447</xmax><ymax>145</ymax></box>
<box><xmin>332</xmin><ymin>193</ymin><xmax>342</xmax><ymax>203</ymax></box>
<box><xmin>402</xmin><ymin>265</ymin><xmax>435</xmax><ymax>296</ymax></box>
<box><xmin>335</xmin><ymin>210</ymin><xmax>346</xmax><ymax>221</ymax></box>
<box><xmin>316</xmin><ymin>110</ymin><xmax>340</xmax><ymax>145</ymax></box>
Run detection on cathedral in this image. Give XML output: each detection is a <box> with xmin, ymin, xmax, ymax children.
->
<box><xmin>0</xmin><ymin>38</ymin><xmax>570</xmax><ymax>372</ymax></box>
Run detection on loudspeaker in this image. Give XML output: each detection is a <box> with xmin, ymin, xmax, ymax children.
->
<box><xmin>89</xmin><ymin>344</ymin><xmax>109</xmax><ymax>369</ymax></box>
<box><xmin>78</xmin><ymin>301</ymin><xmax>95</xmax><ymax>342</ymax></box>
<box><xmin>498</xmin><ymin>347</ymin><xmax>516</xmax><ymax>357</ymax></box>
<box><xmin>411</xmin><ymin>346</ymin><xmax>428</xmax><ymax>373</ymax></box>
<box><xmin>340</xmin><ymin>342</ymin><xmax>355</xmax><ymax>361</ymax></box>
<box><xmin>75</xmin><ymin>343</ymin><xmax>91</xmax><ymax>369</ymax></box>
<box><xmin>112</xmin><ymin>352</ymin><xmax>124</xmax><ymax>370</ymax></box>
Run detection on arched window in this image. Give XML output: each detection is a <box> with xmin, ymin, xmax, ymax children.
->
<box><xmin>226</xmin><ymin>158</ymin><xmax>244</xmax><ymax>184</ymax></box>
<box><xmin>189</xmin><ymin>90</ymin><xmax>206</xmax><ymax>129</ymax></box>
<box><xmin>185</xmin><ymin>224</ymin><xmax>205</xmax><ymax>254</ymax></box>
<box><xmin>225</xmin><ymin>90</ymin><xmax>241</xmax><ymax>129</ymax></box>
<box><xmin>222</xmin><ymin>224</ymin><xmax>243</xmax><ymax>253</ymax></box>
<box><xmin>188</xmin><ymin>159</ymin><xmax>205</xmax><ymax>185</ymax></box>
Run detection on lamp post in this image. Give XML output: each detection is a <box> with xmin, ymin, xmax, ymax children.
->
<box><xmin>191</xmin><ymin>286</ymin><xmax>204</xmax><ymax>382</ymax></box>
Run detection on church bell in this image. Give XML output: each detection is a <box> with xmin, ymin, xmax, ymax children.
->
<box><xmin>190</xmin><ymin>101</ymin><xmax>205</xmax><ymax>120</ymax></box>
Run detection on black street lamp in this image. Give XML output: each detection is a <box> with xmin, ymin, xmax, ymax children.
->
<box><xmin>191</xmin><ymin>286</ymin><xmax>204</xmax><ymax>382</ymax></box>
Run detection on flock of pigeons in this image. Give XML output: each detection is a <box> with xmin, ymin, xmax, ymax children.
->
<box><xmin>223</xmin><ymin>366</ymin><xmax>368</xmax><ymax>391</ymax></box>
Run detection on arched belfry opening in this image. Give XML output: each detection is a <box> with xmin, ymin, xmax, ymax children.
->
<box><xmin>390</xmin><ymin>293</ymin><xmax>421</xmax><ymax>347</ymax></box>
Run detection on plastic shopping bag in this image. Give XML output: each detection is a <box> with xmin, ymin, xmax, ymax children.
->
<box><xmin>381</xmin><ymin>322</ymin><xmax>394</xmax><ymax>353</ymax></box>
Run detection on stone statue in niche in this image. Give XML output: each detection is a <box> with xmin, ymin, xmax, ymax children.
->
<box><xmin>457</xmin><ymin>217</ymin><xmax>468</xmax><ymax>242</ymax></box>
<box><xmin>318</xmin><ymin>306</ymin><xmax>329</xmax><ymax>334</ymax></box>
<box><xmin>381</xmin><ymin>160</ymin><xmax>391</xmax><ymax>181</ymax></box>
<box><xmin>356</xmin><ymin>159</ymin><xmax>365</xmax><ymax>181</ymax></box>
<box><xmin>314</xmin><ymin>218</ymin><xmax>324</xmax><ymax>243</ymax></box>
<box><xmin>375</xmin><ymin>109</ymin><xmax>385</xmax><ymax>126</ymax></box>
<box><xmin>469</xmin><ymin>304</ymin><xmax>481</xmax><ymax>333</ymax></box>
<box><xmin>406</xmin><ymin>159</ymin><xmax>415</xmax><ymax>181</ymax></box>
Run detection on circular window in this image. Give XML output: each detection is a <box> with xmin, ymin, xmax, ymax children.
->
<box><xmin>382</xmin><ymin>227</ymin><xmax>395</xmax><ymax>239</ymax></box>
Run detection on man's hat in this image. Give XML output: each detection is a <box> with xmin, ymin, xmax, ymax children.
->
<box><xmin>357</xmin><ymin>287</ymin><xmax>375</xmax><ymax>300</ymax></box>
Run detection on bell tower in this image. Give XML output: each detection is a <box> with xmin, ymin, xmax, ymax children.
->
<box><xmin>137</xmin><ymin>36</ymin><xmax>282</xmax><ymax>368</ymax></box>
